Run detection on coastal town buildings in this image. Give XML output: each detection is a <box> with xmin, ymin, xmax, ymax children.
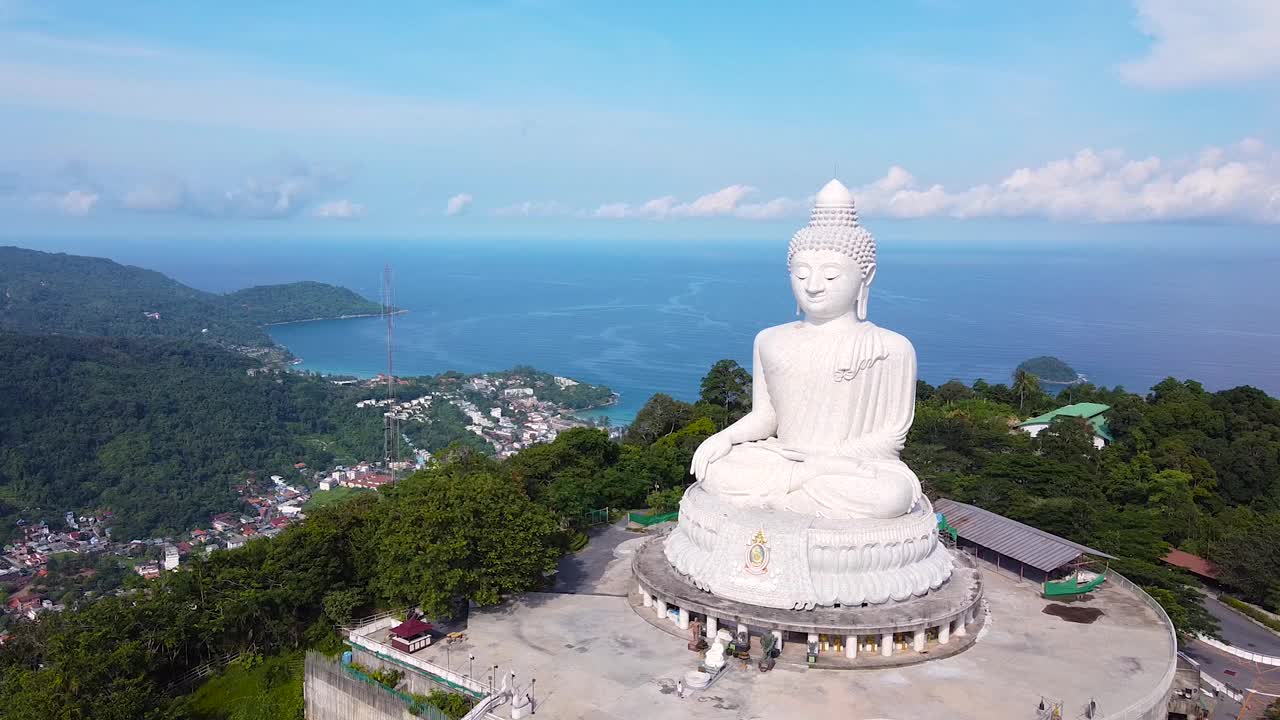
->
<box><xmin>1</xmin><ymin>369</ymin><xmax>611</xmax><ymax>627</ymax></box>
<box><xmin>354</xmin><ymin>371</ymin><xmax>611</xmax><ymax>458</ymax></box>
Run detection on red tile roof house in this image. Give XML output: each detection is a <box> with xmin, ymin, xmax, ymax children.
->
<box><xmin>1162</xmin><ymin>549</ymin><xmax>1221</xmax><ymax>582</ymax></box>
<box><xmin>388</xmin><ymin>616</ymin><xmax>434</xmax><ymax>653</ymax></box>
<box><xmin>211</xmin><ymin>514</ymin><xmax>238</xmax><ymax>532</ymax></box>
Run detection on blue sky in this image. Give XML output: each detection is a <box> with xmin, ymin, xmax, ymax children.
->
<box><xmin>1</xmin><ymin>0</ymin><xmax>1277</xmax><ymax>239</ymax></box>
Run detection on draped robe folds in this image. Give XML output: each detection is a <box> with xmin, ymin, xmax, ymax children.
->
<box><xmin>700</xmin><ymin>319</ymin><xmax>922</xmax><ymax>520</ymax></box>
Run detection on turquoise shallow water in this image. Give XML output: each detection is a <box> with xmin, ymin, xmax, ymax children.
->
<box><xmin>15</xmin><ymin>237</ymin><xmax>1280</xmax><ymax>424</ymax></box>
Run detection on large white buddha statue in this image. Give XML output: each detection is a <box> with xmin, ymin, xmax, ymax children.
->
<box><xmin>691</xmin><ymin>178</ymin><xmax>920</xmax><ymax>520</ymax></box>
<box><xmin>665</xmin><ymin>180</ymin><xmax>951</xmax><ymax>609</ymax></box>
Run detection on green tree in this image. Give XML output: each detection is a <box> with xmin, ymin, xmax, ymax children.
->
<box><xmin>1033</xmin><ymin>416</ymin><xmax>1099</xmax><ymax>465</ymax></box>
<box><xmin>1212</xmin><ymin>508</ymin><xmax>1280</xmax><ymax>607</ymax></box>
<box><xmin>935</xmin><ymin>379</ymin><xmax>974</xmax><ymax>404</ymax></box>
<box><xmin>623</xmin><ymin>393</ymin><xmax>697</xmax><ymax>446</ymax></box>
<box><xmin>646</xmin><ymin>486</ymin><xmax>686</xmax><ymax>514</ymax></box>
<box><xmin>1146</xmin><ymin>469</ymin><xmax>1201</xmax><ymax>546</ymax></box>
<box><xmin>1011</xmin><ymin>368</ymin><xmax>1042</xmax><ymax>412</ymax></box>
<box><xmin>364</xmin><ymin>469</ymin><xmax>564</xmax><ymax>617</ymax></box>
<box><xmin>699</xmin><ymin>359</ymin><xmax>752</xmax><ymax>427</ymax></box>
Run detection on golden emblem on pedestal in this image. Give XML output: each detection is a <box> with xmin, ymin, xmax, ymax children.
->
<box><xmin>745</xmin><ymin>529</ymin><xmax>770</xmax><ymax>575</ymax></box>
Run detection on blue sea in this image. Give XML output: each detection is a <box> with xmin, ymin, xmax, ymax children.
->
<box><xmin>16</xmin><ymin>235</ymin><xmax>1280</xmax><ymax>424</ymax></box>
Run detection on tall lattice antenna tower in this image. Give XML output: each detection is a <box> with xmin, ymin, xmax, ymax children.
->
<box><xmin>382</xmin><ymin>264</ymin><xmax>398</xmax><ymax>467</ymax></box>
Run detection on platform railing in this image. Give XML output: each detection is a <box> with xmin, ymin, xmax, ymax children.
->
<box><xmin>1100</xmin><ymin>569</ymin><xmax>1178</xmax><ymax>720</ymax></box>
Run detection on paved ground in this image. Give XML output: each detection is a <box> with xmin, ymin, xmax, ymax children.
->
<box><xmin>1203</xmin><ymin>593</ymin><xmax>1280</xmax><ymax>656</ymax></box>
<box><xmin>415</xmin><ymin>539</ymin><xmax>1173</xmax><ymax>720</ymax></box>
<box><xmin>1184</xmin><ymin>637</ymin><xmax>1280</xmax><ymax>698</ymax></box>
<box><xmin>1184</xmin><ymin>639</ymin><xmax>1277</xmax><ymax>697</ymax></box>
<box><xmin>553</xmin><ymin>519</ymin><xmax>647</xmax><ymax>596</ymax></box>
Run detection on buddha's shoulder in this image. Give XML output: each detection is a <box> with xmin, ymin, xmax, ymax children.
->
<box><xmin>866</xmin><ymin>323</ymin><xmax>916</xmax><ymax>356</ymax></box>
<box><xmin>754</xmin><ymin>322</ymin><xmax>798</xmax><ymax>347</ymax></box>
<box><xmin>754</xmin><ymin>322</ymin><xmax>914</xmax><ymax>353</ymax></box>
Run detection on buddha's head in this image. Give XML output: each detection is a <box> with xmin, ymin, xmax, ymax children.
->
<box><xmin>787</xmin><ymin>179</ymin><xmax>877</xmax><ymax>322</ymax></box>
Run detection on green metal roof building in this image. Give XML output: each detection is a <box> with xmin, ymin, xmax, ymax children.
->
<box><xmin>1016</xmin><ymin>402</ymin><xmax>1113</xmax><ymax>446</ymax></box>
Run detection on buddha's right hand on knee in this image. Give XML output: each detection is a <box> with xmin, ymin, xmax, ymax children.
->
<box><xmin>691</xmin><ymin>431</ymin><xmax>734</xmax><ymax>481</ymax></box>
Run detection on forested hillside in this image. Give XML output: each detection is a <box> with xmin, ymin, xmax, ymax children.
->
<box><xmin>0</xmin><ymin>246</ymin><xmax>268</xmax><ymax>347</ymax></box>
<box><xmin>3</xmin><ymin>359</ymin><xmax>1280</xmax><ymax>716</ymax></box>
<box><xmin>911</xmin><ymin>376</ymin><xmax>1280</xmax><ymax>633</ymax></box>
<box><xmin>0</xmin><ymin>247</ymin><xmax>387</xmax><ymax>349</ymax></box>
<box><xmin>0</xmin><ymin>333</ymin><xmax>384</xmax><ymax>539</ymax></box>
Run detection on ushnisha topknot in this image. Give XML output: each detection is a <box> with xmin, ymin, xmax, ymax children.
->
<box><xmin>787</xmin><ymin>178</ymin><xmax>876</xmax><ymax>279</ymax></box>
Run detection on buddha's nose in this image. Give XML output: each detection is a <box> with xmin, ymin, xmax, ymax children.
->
<box><xmin>805</xmin><ymin>276</ymin><xmax>823</xmax><ymax>293</ymax></box>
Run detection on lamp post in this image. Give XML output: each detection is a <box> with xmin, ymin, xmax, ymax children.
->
<box><xmin>445</xmin><ymin>644</ymin><xmax>451</xmax><ymax>672</ymax></box>
<box><xmin>531</xmin><ymin>678</ymin><xmax>537</xmax><ymax>714</ymax></box>
<box><xmin>491</xmin><ymin>665</ymin><xmax>498</xmax><ymax>692</ymax></box>
<box><xmin>468</xmin><ymin>653</ymin><xmax>475</xmax><ymax>679</ymax></box>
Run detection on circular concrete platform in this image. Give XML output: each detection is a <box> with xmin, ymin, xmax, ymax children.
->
<box><xmin>405</xmin><ymin>545</ymin><xmax>1176</xmax><ymax>719</ymax></box>
<box><xmin>633</xmin><ymin>534</ymin><xmax>984</xmax><ymax>665</ymax></box>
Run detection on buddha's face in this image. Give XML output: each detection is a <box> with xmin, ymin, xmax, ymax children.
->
<box><xmin>789</xmin><ymin>249</ymin><xmax>869</xmax><ymax>321</ymax></box>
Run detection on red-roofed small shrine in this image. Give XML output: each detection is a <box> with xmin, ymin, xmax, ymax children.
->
<box><xmin>389</xmin><ymin>616</ymin><xmax>433</xmax><ymax>653</ymax></box>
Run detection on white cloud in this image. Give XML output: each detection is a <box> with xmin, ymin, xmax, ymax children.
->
<box><xmin>591</xmin><ymin>202</ymin><xmax>632</xmax><ymax>219</ymax></box>
<box><xmin>675</xmin><ymin>184</ymin><xmax>757</xmax><ymax>217</ymax></box>
<box><xmin>124</xmin><ymin>159</ymin><xmax>345</xmax><ymax>219</ymax></box>
<box><xmin>854</xmin><ymin>138</ymin><xmax>1280</xmax><ymax>223</ymax></box>
<box><xmin>493</xmin><ymin>200</ymin><xmax>573</xmax><ymax>217</ymax></box>
<box><xmin>313</xmin><ymin>199</ymin><xmax>365</xmax><ymax>219</ymax></box>
<box><xmin>733</xmin><ymin>196</ymin><xmax>809</xmax><ymax>220</ymax></box>
<box><xmin>122</xmin><ymin>182</ymin><xmax>186</xmax><ymax>212</ymax></box>
<box><xmin>56</xmin><ymin>189</ymin><xmax>98</xmax><ymax>216</ymax></box>
<box><xmin>2</xmin><ymin>31</ymin><xmax>163</xmax><ymax>59</ymax></box>
<box><xmin>584</xmin><ymin>186</ymin><xmax>805</xmax><ymax>221</ymax></box>
<box><xmin>26</xmin><ymin>189</ymin><xmax>99</xmax><ymax>216</ymax></box>
<box><xmin>445</xmin><ymin>193</ymin><xmax>473</xmax><ymax>216</ymax></box>
<box><xmin>496</xmin><ymin>138</ymin><xmax>1280</xmax><ymax>225</ymax></box>
<box><xmin>1119</xmin><ymin>0</ymin><xmax>1280</xmax><ymax>88</ymax></box>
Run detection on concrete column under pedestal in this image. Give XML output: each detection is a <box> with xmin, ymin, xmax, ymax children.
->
<box><xmin>655</xmin><ymin>598</ymin><xmax>667</xmax><ymax>620</ymax></box>
<box><xmin>641</xmin><ymin>590</ymin><xmax>653</xmax><ymax>608</ymax></box>
<box><xmin>677</xmin><ymin>607</ymin><xmax>689</xmax><ymax>630</ymax></box>
<box><xmin>845</xmin><ymin>635</ymin><xmax>857</xmax><ymax>659</ymax></box>
<box><xmin>772</xmin><ymin>630</ymin><xmax>783</xmax><ymax>652</ymax></box>
<box><xmin>880</xmin><ymin>632</ymin><xmax>893</xmax><ymax>657</ymax></box>
<box><xmin>954</xmin><ymin>615</ymin><xmax>967</xmax><ymax>637</ymax></box>
<box><xmin>913</xmin><ymin>629</ymin><xmax>926</xmax><ymax>652</ymax></box>
<box><xmin>706</xmin><ymin>616</ymin><xmax>717</xmax><ymax>640</ymax></box>
<box><xmin>938</xmin><ymin>620</ymin><xmax>950</xmax><ymax>645</ymax></box>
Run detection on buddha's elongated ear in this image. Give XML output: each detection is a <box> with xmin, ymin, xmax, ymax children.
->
<box><xmin>857</xmin><ymin>264</ymin><xmax>876</xmax><ymax>321</ymax></box>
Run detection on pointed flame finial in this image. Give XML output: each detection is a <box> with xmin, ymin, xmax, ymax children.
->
<box><xmin>814</xmin><ymin>178</ymin><xmax>855</xmax><ymax>208</ymax></box>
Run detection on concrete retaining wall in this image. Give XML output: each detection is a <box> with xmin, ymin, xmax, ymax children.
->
<box><xmin>304</xmin><ymin>651</ymin><xmax>415</xmax><ymax>720</ymax></box>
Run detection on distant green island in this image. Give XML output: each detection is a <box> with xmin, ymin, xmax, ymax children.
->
<box><xmin>224</xmin><ymin>281</ymin><xmax>387</xmax><ymax>326</ymax></box>
<box><xmin>0</xmin><ymin>246</ymin><xmax>393</xmax><ymax>351</ymax></box>
<box><xmin>1016</xmin><ymin>355</ymin><xmax>1081</xmax><ymax>384</ymax></box>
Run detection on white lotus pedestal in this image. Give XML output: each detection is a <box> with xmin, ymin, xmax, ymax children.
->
<box><xmin>633</xmin><ymin>485</ymin><xmax>984</xmax><ymax>668</ymax></box>
<box><xmin>665</xmin><ymin>484</ymin><xmax>954</xmax><ymax>609</ymax></box>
